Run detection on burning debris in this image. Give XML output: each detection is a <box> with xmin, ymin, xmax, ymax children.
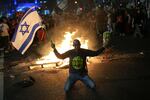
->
<box><xmin>29</xmin><ymin>62</ymin><xmax>62</xmax><ymax>70</ymax></box>
<box><xmin>29</xmin><ymin>31</ymin><xmax>89</xmax><ymax>70</ymax></box>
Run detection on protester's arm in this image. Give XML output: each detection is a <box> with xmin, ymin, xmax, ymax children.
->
<box><xmin>85</xmin><ymin>47</ymin><xmax>105</xmax><ymax>57</ymax></box>
<box><xmin>53</xmin><ymin>48</ymin><xmax>70</xmax><ymax>59</ymax></box>
<box><xmin>85</xmin><ymin>41</ymin><xmax>109</xmax><ymax>57</ymax></box>
<box><xmin>51</xmin><ymin>41</ymin><xmax>69</xmax><ymax>59</ymax></box>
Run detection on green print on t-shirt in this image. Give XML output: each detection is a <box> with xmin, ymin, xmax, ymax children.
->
<box><xmin>71</xmin><ymin>56</ymin><xmax>83</xmax><ymax>69</ymax></box>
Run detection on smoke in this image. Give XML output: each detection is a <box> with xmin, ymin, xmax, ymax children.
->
<box><xmin>37</xmin><ymin>12</ymin><xmax>102</xmax><ymax>56</ymax></box>
<box><xmin>52</xmin><ymin>13</ymin><xmax>100</xmax><ymax>47</ymax></box>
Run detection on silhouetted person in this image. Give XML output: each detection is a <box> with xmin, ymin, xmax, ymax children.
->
<box><xmin>51</xmin><ymin>39</ymin><xmax>108</xmax><ymax>93</ymax></box>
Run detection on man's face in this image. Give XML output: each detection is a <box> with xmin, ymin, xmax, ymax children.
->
<box><xmin>74</xmin><ymin>45</ymin><xmax>80</xmax><ymax>50</ymax></box>
<box><xmin>73</xmin><ymin>39</ymin><xmax>81</xmax><ymax>51</ymax></box>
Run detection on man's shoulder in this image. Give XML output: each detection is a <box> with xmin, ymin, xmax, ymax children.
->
<box><xmin>68</xmin><ymin>48</ymin><xmax>90</xmax><ymax>52</ymax></box>
<box><xmin>80</xmin><ymin>48</ymin><xmax>90</xmax><ymax>51</ymax></box>
<box><xmin>69</xmin><ymin>48</ymin><xmax>85</xmax><ymax>52</ymax></box>
<box><xmin>69</xmin><ymin>49</ymin><xmax>75</xmax><ymax>52</ymax></box>
<box><xmin>64</xmin><ymin>49</ymin><xmax>74</xmax><ymax>53</ymax></box>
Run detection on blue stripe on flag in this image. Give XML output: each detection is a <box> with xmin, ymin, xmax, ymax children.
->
<box><xmin>11</xmin><ymin>7</ymin><xmax>36</xmax><ymax>42</ymax></box>
<box><xmin>18</xmin><ymin>23</ymin><xmax>40</xmax><ymax>53</ymax></box>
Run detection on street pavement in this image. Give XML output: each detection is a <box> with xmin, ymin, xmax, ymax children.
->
<box><xmin>0</xmin><ymin>48</ymin><xmax>4</xmax><ymax>100</ymax></box>
<box><xmin>3</xmin><ymin>36</ymin><xmax>150</xmax><ymax>100</ymax></box>
<box><xmin>0</xmin><ymin>72</ymin><xmax>3</xmax><ymax>100</ymax></box>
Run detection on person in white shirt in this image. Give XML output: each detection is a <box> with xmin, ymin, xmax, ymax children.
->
<box><xmin>0</xmin><ymin>17</ymin><xmax>10</xmax><ymax>51</ymax></box>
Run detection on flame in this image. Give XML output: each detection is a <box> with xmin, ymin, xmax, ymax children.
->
<box><xmin>35</xmin><ymin>31</ymin><xmax>89</xmax><ymax>67</ymax></box>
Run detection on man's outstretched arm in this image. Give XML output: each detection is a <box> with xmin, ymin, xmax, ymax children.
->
<box><xmin>85</xmin><ymin>41</ymin><xmax>110</xmax><ymax>57</ymax></box>
<box><xmin>51</xmin><ymin>41</ymin><xmax>69</xmax><ymax>59</ymax></box>
<box><xmin>85</xmin><ymin>47</ymin><xmax>105</xmax><ymax>57</ymax></box>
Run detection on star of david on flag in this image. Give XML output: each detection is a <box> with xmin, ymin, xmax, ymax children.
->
<box><xmin>19</xmin><ymin>21</ymin><xmax>29</xmax><ymax>35</ymax></box>
<box><xmin>11</xmin><ymin>6</ymin><xmax>42</xmax><ymax>54</ymax></box>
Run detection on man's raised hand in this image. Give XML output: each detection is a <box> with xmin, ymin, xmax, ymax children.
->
<box><xmin>50</xmin><ymin>40</ymin><xmax>55</xmax><ymax>49</ymax></box>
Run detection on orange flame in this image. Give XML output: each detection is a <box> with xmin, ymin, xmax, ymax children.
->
<box><xmin>35</xmin><ymin>31</ymin><xmax>89</xmax><ymax>67</ymax></box>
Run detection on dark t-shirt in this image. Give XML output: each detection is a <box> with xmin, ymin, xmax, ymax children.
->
<box><xmin>54</xmin><ymin>47</ymin><xmax>105</xmax><ymax>75</ymax></box>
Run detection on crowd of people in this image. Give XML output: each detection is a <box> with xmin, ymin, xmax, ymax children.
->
<box><xmin>0</xmin><ymin>2</ymin><xmax>150</xmax><ymax>53</ymax></box>
<box><xmin>46</xmin><ymin>2</ymin><xmax>150</xmax><ymax>38</ymax></box>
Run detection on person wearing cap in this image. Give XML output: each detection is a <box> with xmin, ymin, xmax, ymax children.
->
<box><xmin>51</xmin><ymin>39</ymin><xmax>108</xmax><ymax>93</ymax></box>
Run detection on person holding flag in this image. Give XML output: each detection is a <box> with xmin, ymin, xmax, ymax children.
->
<box><xmin>11</xmin><ymin>6</ymin><xmax>43</xmax><ymax>54</ymax></box>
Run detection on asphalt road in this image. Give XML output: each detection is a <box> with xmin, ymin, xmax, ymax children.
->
<box><xmin>3</xmin><ymin>36</ymin><xmax>150</xmax><ymax>100</ymax></box>
<box><xmin>4</xmin><ymin>55</ymin><xmax>150</xmax><ymax>100</ymax></box>
<box><xmin>0</xmin><ymin>49</ymin><xmax>4</xmax><ymax>100</ymax></box>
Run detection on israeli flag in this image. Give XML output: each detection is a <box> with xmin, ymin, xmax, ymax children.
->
<box><xmin>12</xmin><ymin>7</ymin><xmax>42</xmax><ymax>54</ymax></box>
